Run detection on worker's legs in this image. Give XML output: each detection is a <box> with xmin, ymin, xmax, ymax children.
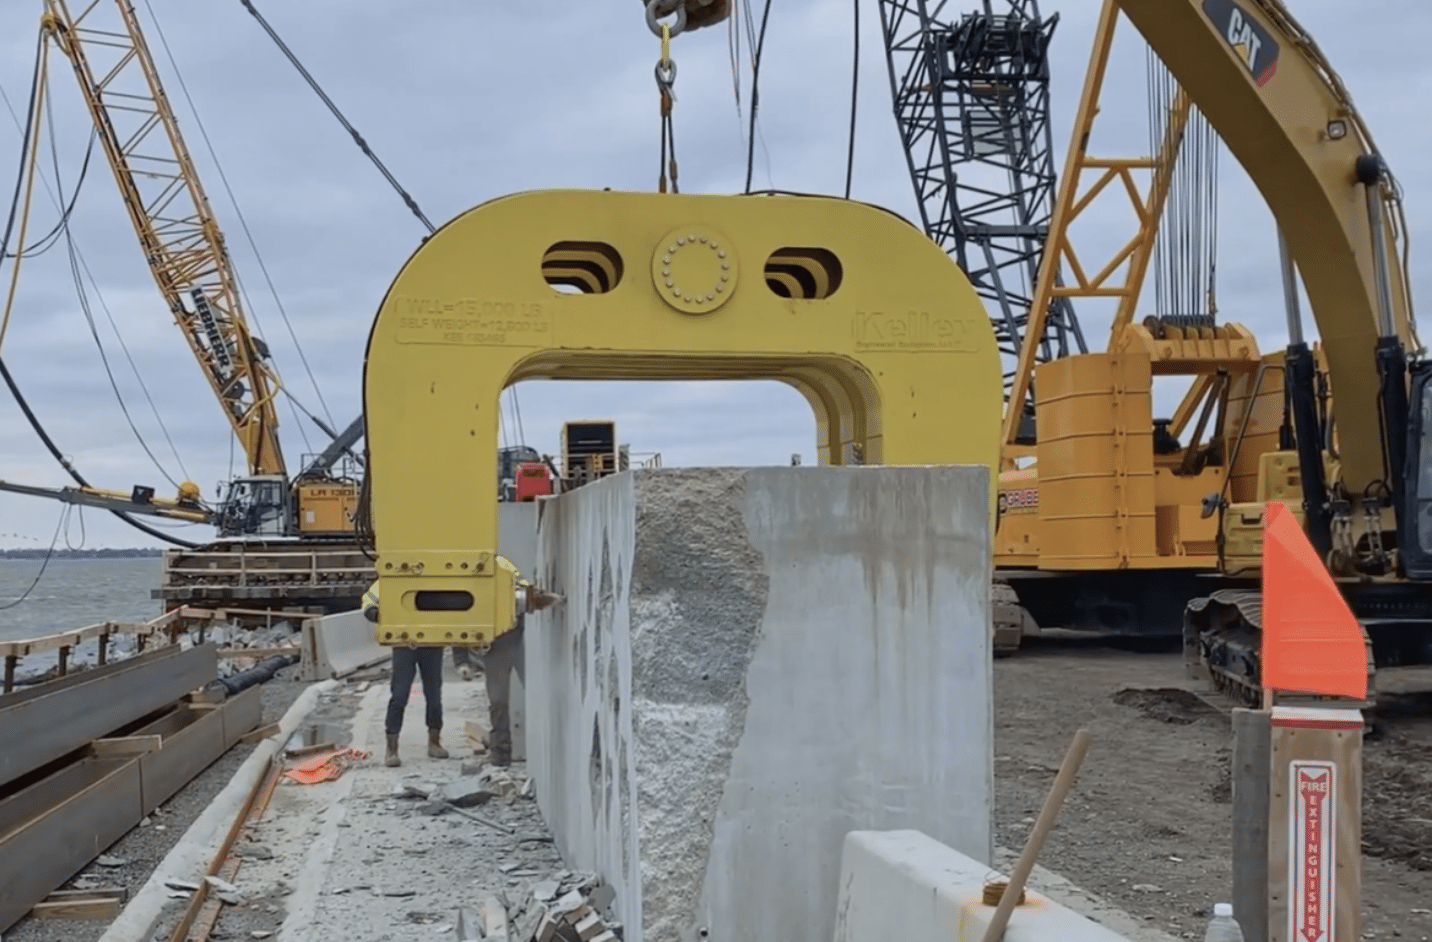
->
<box><xmin>384</xmin><ymin>646</ymin><xmax>419</xmax><ymax>766</ymax></box>
<box><xmin>485</xmin><ymin>622</ymin><xmax>524</xmax><ymax>766</ymax></box>
<box><xmin>414</xmin><ymin>646</ymin><xmax>449</xmax><ymax>758</ymax></box>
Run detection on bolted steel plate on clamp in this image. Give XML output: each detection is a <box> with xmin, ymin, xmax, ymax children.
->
<box><xmin>651</xmin><ymin>225</ymin><xmax>737</xmax><ymax>315</ymax></box>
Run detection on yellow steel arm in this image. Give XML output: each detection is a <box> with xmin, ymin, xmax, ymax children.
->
<box><xmin>41</xmin><ymin>0</ymin><xmax>286</xmax><ymax>478</ymax></box>
<box><xmin>1113</xmin><ymin>0</ymin><xmax>1417</xmax><ymax>499</ymax></box>
<box><xmin>363</xmin><ymin>190</ymin><xmax>1002</xmax><ymax>647</ymax></box>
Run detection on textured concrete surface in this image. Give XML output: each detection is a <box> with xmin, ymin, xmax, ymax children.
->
<box><xmin>834</xmin><ymin>830</ymin><xmax>1151</xmax><ymax>942</ymax></box>
<box><xmin>528</xmin><ymin>466</ymin><xmax>993</xmax><ymax>942</ymax></box>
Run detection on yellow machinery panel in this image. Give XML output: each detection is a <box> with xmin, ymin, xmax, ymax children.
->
<box><xmin>1034</xmin><ymin>352</ymin><xmax>1157</xmax><ymax>568</ymax></box>
<box><xmin>295</xmin><ymin>483</ymin><xmax>358</xmax><ymax>535</ymax></box>
<box><xmin>995</xmin><ymin>465</ymin><xmax>1040</xmax><ymax>563</ymax></box>
<box><xmin>362</xmin><ymin>189</ymin><xmax>1004</xmax><ymax>647</ymax></box>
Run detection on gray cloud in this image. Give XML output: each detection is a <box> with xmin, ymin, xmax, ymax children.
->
<box><xmin>0</xmin><ymin>0</ymin><xmax>1426</xmax><ymax>548</ymax></box>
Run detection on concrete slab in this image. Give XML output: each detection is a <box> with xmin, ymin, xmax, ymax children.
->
<box><xmin>527</xmin><ymin>466</ymin><xmax>994</xmax><ymax>942</ymax></box>
<box><xmin>834</xmin><ymin>830</ymin><xmax>1145</xmax><ymax>942</ymax></box>
<box><xmin>300</xmin><ymin>610</ymin><xmax>391</xmax><ymax>681</ymax></box>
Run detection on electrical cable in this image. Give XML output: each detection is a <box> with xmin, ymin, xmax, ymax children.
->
<box><xmin>744</xmin><ymin>0</ymin><xmax>775</xmax><ymax>194</ymax></box>
<box><xmin>0</xmin><ymin>505</ymin><xmax>67</xmax><ymax>611</ymax></box>
<box><xmin>0</xmin><ymin>38</ymin><xmax>200</xmax><ymax>549</ymax></box>
<box><xmin>5</xmin><ymin>130</ymin><xmax>91</xmax><ymax>260</ymax></box>
<box><xmin>0</xmin><ymin>33</ymin><xmax>48</xmax><ymax>355</ymax></box>
<box><xmin>0</xmin><ymin>357</ymin><xmax>202</xmax><ymax>548</ymax></box>
<box><xmin>0</xmin><ymin>32</ymin><xmax>44</xmax><ymax>292</ymax></box>
<box><xmin>845</xmin><ymin>0</ymin><xmax>859</xmax><ymax>200</ymax></box>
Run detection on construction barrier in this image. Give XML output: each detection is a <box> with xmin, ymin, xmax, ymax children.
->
<box><xmin>833</xmin><ymin>830</ymin><xmax>1139</xmax><ymax>942</ymax></box>
<box><xmin>300</xmin><ymin>609</ymin><xmax>390</xmax><ymax>681</ymax></box>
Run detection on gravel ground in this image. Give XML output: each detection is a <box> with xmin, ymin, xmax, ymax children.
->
<box><xmin>993</xmin><ymin>636</ymin><xmax>1432</xmax><ymax>941</ymax></box>
<box><xmin>207</xmin><ymin>662</ymin><xmax>569</xmax><ymax>942</ymax></box>
<box><xmin>3</xmin><ymin>664</ymin><xmax>312</xmax><ymax>942</ymax></box>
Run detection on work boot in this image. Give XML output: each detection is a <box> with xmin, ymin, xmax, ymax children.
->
<box><xmin>384</xmin><ymin>734</ymin><xmax>401</xmax><ymax>768</ymax></box>
<box><xmin>427</xmin><ymin>729</ymin><xmax>450</xmax><ymax>759</ymax></box>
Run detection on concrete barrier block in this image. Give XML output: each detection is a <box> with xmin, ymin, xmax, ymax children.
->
<box><xmin>834</xmin><ymin>830</ymin><xmax>1138</xmax><ymax>942</ymax></box>
<box><xmin>301</xmin><ymin>609</ymin><xmax>391</xmax><ymax>681</ymax></box>
<box><xmin>529</xmin><ymin>466</ymin><xmax>993</xmax><ymax>942</ymax></box>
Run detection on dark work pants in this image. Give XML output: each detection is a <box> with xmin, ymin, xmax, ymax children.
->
<box><xmin>385</xmin><ymin>646</ymin><xmax>444</xmax><ymax>735</ymax></box>
<box><xmin>452</xmin><ymin>645</ymin><xmax>475</xmax><ymax>668</ymax></box>
<box><xmin>485</xmin><ymin>619</ymin><xmax>525</xmax><ymax>765</ymax></box>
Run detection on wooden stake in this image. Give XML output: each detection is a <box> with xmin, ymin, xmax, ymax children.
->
<box><xmin>980</xmin><ymin>727</ymin><xmax>1093</xmax><ymax>942</ymax></box>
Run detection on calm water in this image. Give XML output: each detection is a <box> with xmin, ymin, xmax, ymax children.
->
<box><xmin>0</xmin><ymin>557</ymin><xmax>163</xmax><ymax>643</ymax></box>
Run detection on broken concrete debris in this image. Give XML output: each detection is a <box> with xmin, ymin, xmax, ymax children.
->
<box><xmin>473</xmin><ymin>868</ymin><xmax>620</xmax><ymax>942</ymax></box>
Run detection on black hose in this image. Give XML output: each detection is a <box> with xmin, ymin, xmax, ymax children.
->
<box><xmin>0</xmin><ymin>358</ymin><xmax>202</xmax><ymax>548</ymax></box>
<box><xmin>218</xmin><ymin>653</ymin><xmax>298</xmax><ymax>696</ymax></box>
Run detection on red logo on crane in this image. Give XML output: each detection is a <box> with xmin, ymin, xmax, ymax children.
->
<box><xmin>1202</xmin><ymin>0</ymin><xmax>1280</xmax><ymax>87</ymax></box>
<box><xmin>1290</xmin><ymin>762</ymin><xmax>1335</xmax><ymax>942</ymax></box>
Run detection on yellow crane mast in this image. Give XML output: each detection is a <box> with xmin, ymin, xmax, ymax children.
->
<box><xmin>41</xmin><ymin>0</ymin><xmax>285</xmax><ymax>481</ymax></box>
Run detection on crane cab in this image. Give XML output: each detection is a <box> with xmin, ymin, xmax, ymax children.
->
<box><xmin>217</xmin><ymin>475</ymin><xmax>293</xmax><ymax>539</ymax></box>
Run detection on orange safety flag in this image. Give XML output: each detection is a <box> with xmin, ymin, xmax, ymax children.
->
<box><xmin>1261</xmin><ymin>500</ymin><xmax>1367</xmax><ymax>700</ymax></box>
<box><xmin>282</xmin><ymin>747</ymin><xmax>372</xmax><ymax>786</ymax></box>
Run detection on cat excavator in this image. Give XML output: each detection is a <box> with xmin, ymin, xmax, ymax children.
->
<box><xmin>991</xmin><ymin>0</ymin><xmax>1430</xmax><ymax>705</ymax></box>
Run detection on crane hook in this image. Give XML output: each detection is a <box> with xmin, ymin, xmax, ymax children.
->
<box><xmin>646</xmin><ymin>0</ymin><xmax>687</xmax><ymax>38</ymax></box>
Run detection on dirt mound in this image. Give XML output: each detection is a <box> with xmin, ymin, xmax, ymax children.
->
<box><xmin>1363</xmin><ymin>734</ymin><xmax>1432</xmax><ymax>871</ymax></box>
<box><xmin>1112</xmin><ymin>687</ymin><xmax>1225</xmax><ymax>726</ymax></box>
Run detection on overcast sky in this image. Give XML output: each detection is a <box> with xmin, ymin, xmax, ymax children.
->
<box><xmin>0</xmin><ymin>0</ymin><xmax>1427</xmax><ymax>550</ymax></box>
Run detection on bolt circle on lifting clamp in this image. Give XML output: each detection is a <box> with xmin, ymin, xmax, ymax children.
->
<box><xmin>646</xmin><ymin>0</ymin><xmax>687</xmax><ymax>38</ymax></box>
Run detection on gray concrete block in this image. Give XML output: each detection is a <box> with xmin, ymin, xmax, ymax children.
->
<box><xmin>528</xmin><ymin>467</ymin><xmax>993</xmax><ymax>942</ymax></box>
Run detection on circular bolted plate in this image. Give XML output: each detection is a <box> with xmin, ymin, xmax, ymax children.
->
<box><xmin>651</xmin><ymin>225</ymin><xmax>737</xmax><ymax>315</ymax></box>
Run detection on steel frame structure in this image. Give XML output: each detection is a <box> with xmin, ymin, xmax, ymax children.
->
<box><xmin>878</xmin><ymin>0</ymin><xmax>1086</xmax><ymax>434</ymax></box>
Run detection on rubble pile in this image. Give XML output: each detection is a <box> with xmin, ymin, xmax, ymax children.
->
<box><xmin>462</xmin><ymin>869</ymin><xmax>622</xmax><ymax>942</ymax></box>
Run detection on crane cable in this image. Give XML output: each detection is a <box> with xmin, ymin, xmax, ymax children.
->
<box><xmin>0</xmin><ymin>33</ymin><xmax>48</xmax><ymax>357</ymax></box>
<box><xmin>236</xmin><ymin>0</ymin><xmax>434</xmax><ymax>234</ymax></box>
<box><xmin>0</xmin><ymin>29</ymin><xmax>200</xmax><ymax>550</ymax></box>
<box><xmin>743</xmin><ymin>0</ymin><xmax>775</xmax><ymax>194</ymax></box>
<box><xmin>236</xmin><ymin>0</ymin><xmax>528</xmax><ymax>442</ymax></box>
<box><xmin>845</xmin><ymin>0</ymin><xmax>858</xmax><ymax>200</ymax></box>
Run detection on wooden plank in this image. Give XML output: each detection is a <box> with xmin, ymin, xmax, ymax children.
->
<box><xmin>1231</xmin><ymin>708</ymin><xmax>1271</xmax><ymax>942</ymax></box>
<box><xmin>284</xmin><ymin>741</ymin><xmax>338</xmax><ymax>759</ymax></box>
<box><xmin>240</xmin><ymin>722</ymin><xmax>282</xmax><ymax>744</ymax></box>
<box><xmin>91</xmin><ymin>735</ymin><xmax>163</xmax><ymax>758</ymax></box>
<box><xmin>218</xmin><ymin>647</ymin><xmax>301</xmax><ymax>659</ymax></box>
<box><xmin>30</xmin><ymin>895</ymin><xmax>123</xmax><ymax>919</ymax></box>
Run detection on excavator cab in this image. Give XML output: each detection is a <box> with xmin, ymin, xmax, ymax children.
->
<box><xmin>1403</xmin><ymin>362</ymin><xmax>1432</xmax><ymax>579</ymax></box>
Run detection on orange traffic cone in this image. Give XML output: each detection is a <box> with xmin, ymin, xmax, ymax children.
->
<box><xmin>1260</xmin><ymin>501</ymin><xmax>1367</xmax><ymax>700</ymax></box>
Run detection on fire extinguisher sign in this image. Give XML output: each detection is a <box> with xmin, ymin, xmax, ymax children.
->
<box><xmin>1289</xmin><ymin>760</ymin><xmax>1335</xmax><ymax>942</ymax></box>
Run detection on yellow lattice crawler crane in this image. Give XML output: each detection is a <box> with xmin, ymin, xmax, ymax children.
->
<box><xmin>992</xmin><ymin>0</ymin><xmax>1431</xmax><ymax>705</ymax></box>
<box><xmin>40</xmin><ymin>0</ymin><xmax>362</xmax><ymax>543</ymax></box>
